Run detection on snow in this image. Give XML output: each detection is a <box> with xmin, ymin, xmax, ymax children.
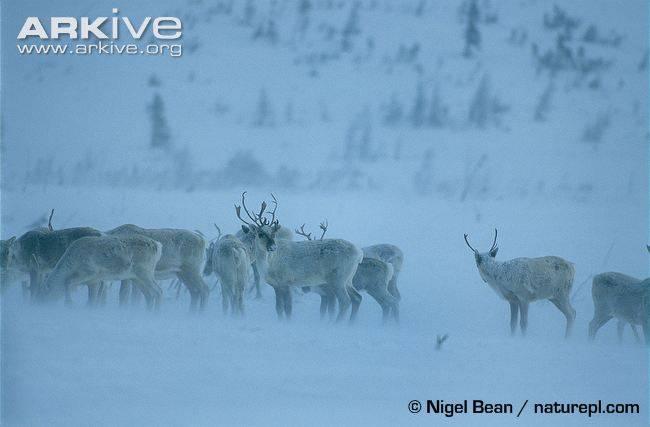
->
<box><xmin>1</xmin><ymin>187</ymin><xmax>648</xmax><ymax>426</ymax></box>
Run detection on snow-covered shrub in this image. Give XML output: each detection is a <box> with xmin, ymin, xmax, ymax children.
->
<box><xmin>467</xmin><ymin>75</ymin><xmax>509</xmax><ymax>128</ymax></box>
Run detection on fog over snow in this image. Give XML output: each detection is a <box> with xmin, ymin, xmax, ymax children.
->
<box><xmin>1</xmin><ymin>0</ymin><xmax>648</xmax><ymax>426</ymax></box>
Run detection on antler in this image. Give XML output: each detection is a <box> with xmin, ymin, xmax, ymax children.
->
<box><xmin>490</xmin><ymin>228</ymin><xmax>498</xmax><ymax>252</ymax></box>
<box><xmin>463</xmin><ymin>233</ymin><xmax>477</xmax><ymax>252</ymax></box>
<box><xmin>48</xmin><ymin>209</ymin><xmax>55</xmax><ymax>231</ymax></box>
<box><xmin>213</xmin><ymin>223</ymin><xmax>222</xmax><ymax>242</ymax></box>
<box><xmin>318</xmin><ymin>220</ymin><xmax>328</xmax><ymax>240</ymax></box>
<box><xmin>235</xmin><ymin>191</ymin><xmax>263</xmax><ymax>227</ymax></box>
<box><xmin>295</xmin><ymin>224</ymin><xmax>312</xmax><ymax>240</ymax></box>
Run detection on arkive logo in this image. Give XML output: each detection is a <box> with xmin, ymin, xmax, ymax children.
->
<box><xmin>17</xmin><ymin>8</ymin><xmax>182</xmax><ymax>40</ymax></box>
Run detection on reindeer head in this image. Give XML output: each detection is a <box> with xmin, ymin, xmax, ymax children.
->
<box><xmin>235</xmin><ymin>192</ymin><xmax>281</xmax><ymax>254</ymax></box>
<box><xmin>463</xmin><ymin>228</ymin><xmax>499</xmax><ymax>266</ymax></box>
<box><xmin>0</xmin><ymin>236</ymin><xmax>16</xmax><ymax>270</ymax></box>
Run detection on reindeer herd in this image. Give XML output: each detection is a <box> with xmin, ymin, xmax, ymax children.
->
<box><xmin>0</xmin><ymin>193</ymin><xmax>648</xmax><ymax>345</ymax></box>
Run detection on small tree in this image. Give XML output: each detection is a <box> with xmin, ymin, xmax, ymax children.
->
<box><xmin>252</xmin><ymin>89</ymin><xmax>275</xmax><ymax>127</ymax></box>
<box><xmin>468</xmin><ymin>75</ymin><xmax>508</xmax><ymax>128</ymax></box>
<box><xmin>534</xmin><ymin>82</ymin><xmax>554</xmax><ymax>122</ymax></box>
<box><xmin>148</xmin><ymin>93</ymin><xmax>171</xmax><ymax>150</ymax></box>
<box><xmin>341</xmin><ymin>2</ymin><xmax>361</xmax><ymax>52</ymax></box>
<box><xmin>410</xmin><ymin>81</ymin><xmax>426</xmax><ymax>127</ymax></box>
<box><xmin>462</xmin><ymin>0</ymin><xmax>481</xmax><ymax>58</ymax></box>
<box><xmin>427</xmin><ymin>85</ymin><xmax>448</xmax><ymax>127</ymax></box>
<box><xmin>382</xmin><ymin>94</ymin><xmax>403</xmax><ymax>126</ymax></box>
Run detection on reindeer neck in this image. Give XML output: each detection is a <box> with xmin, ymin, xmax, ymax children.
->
<box><xmin>478</xmin><ymin>256</ymin><xmax>503</xmax><ymax>282</ymax></box>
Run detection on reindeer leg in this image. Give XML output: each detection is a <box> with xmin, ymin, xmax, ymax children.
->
<box><xmin>550</xmin><ymin>295</ymin><xmax>576</xmax><ymax>338</ymax></box>
<box><xmin>282</xmin><ymin>287</ymin><xmax>292</xmax><ymax>319</ymax></box>
<box><xmin>29</xmin><ymin>268</ymin><xmax>41</xmax><ymax>303</ymax></box>
<box><xmin>272</xmin><ymin>286</ymin><xmax>284</xmax><ymax>319</ymax></box>
<box><xmin>348</xmin><ymin>286</ymin><xmax>362</xmax><ymax>324</ymax></box>
<box><xmin>220</xmin><ymin>281</ymin><xmax>230</xmax><ymax>315</ymax></box>
<box><xmin>334</xmin><ymin>283</ymin><xmax>352</xmax><ymax>323</ymax></box>
<box><xmin>507</xmin><ymin>298</ymin><xmax>519</xmax><ymax>336</ymax></box>
<box><xmin>327</xmin><ymin>293</ymin><xmax>337</xmax><ymax>321</ymax></box>
<box><xmin>630</xmin><ymin>324</ymin><xmax>641</xmax><ymax>344</ymax></box>
<box><xmin>119</xmin><ymin>280</ymin><xmax>131</xmax><ymax>306</ymax></box>
<box><xmin>180</xmin><ymin>268</ymin><xmax>210</xmax><ymax>312</ymax></box>
<box><xmin>98</xmin><ymin>282</ymin><xmax>108</xmax><ymax>306</ymax></box>
<box><xmin>518</xmin><ymin>300</ymin><xmax>529</xmax><ymax>336</ymax></box>
<box><xmin>133</xmin><ymin>272</ymin><xmax>162</xmax><ymax>312</ymax></box>
<box><xmin>252</xmin><ymin>263</ymin><xmax>262</xmax><ymax>300</ymax></box>
<box><xmin>130</xmin><ymin>281</ymin><xmax>143</xmax><ymax>305</ymax></box>
<box><xmin>177</xmin><ymin>271</ymin><xmax>200</xmax><ymax>312</ymax></box>
<box><xmin>616</xmin><ymin>320</ymin><xmax>625</xmax><ymax>343</ymax></box>
<box><xmin>21</xmin><ymin>281</ymin><xmax>29</xmax><ymax>301</ymax></box>
<box><xmin>588</xmin><ymin>313</ymin><xmax>612</xmax><ymax>341</ymax></box>
<box><xmin>87</xmin><ymin>282</ymin><xmax>99</xmax><ymax>307</ymax></box>
<box><xmin>366</xmin><ymin>285</ymin><xmax>395</xmax><ymax>324</ymax></box>
<box><xmin>319</xmin><ymin>292</ymin><xmax>329</xmax><ymax>319</ymax></box>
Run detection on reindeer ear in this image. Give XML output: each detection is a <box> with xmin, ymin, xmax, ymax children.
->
<box><xmin>7</xmin><ymin>236</ymin><xmax>16</xmax><ymax>245</ymax></box>
<box><xmin>241</xmin><ymin>225</ymin><xmax>250</xmax><ymax>234</ymax></box>
<box><xmin>489</xmin><ymin>247</ymin><xmax>498</xmax><ymax>258</ymax></box>
<box><xmin>273</xmin><ymin>223</ymin><xmax>281</xmax><ymax>232</ymax></box>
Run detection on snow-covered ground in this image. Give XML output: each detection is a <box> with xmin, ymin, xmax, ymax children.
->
<box><xmin>1</xmin><ymin>186</ymin><xmax>648</xmax><ymax>426</ymax></box>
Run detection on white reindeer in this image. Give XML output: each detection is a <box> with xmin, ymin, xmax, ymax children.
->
<box><xmin>1</xmin><ymin>236</ymin><xmax>28</xmax><ymax>296</ymax></box>
<box><xmin>295</xmin><ymin>223</ymin><xmax>399</xmax><ymax>323</ymax></box>
<box><xmin>41</xmin><ymin>235</ymin><xmax>163</xmax><ymax>309</ymax></box>
<box><xmin>205</xmin><ymin>233</ymin><xmax>250</xmax><ymax>316</ymax></box>
<box><xmin>107</xmin><ymin>224</ymin><xmax>210</xmax><ymax>311</ymax></box>
<box><xmin>464</xmin><ymin>229</ymin><xmax>576</xmax><ymax>337</ymax></box>
<box><xmin>588</xmin><ymin>248</ymin><xmax>650</xmax><ymax>344</ymax></box>
<box><xmin>235</xmin><ymin>193</ymin><xmax>363</xmax><ymax>322</ymax></box>
<box><xmin>7</xmin><ymin>226</ymin><xmax>103</xmax><ymax>302</ymax></box>
<box><xmin>235</xmin><ymin>221</ymin><xmax>294</xmax><ymax>299</ymax></box>
<box><xmin>362</xmin><ymin>244</ymin><xmax>403</xmax><ymax>320</ymax></box>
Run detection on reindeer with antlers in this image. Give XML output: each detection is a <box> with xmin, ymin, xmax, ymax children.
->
<box><xmin>235</xmin><ymin>200</ymin><xmax>294</xmax><ymax>299</ymax></box>
<box><xmin>234</xmin><ymin>192</ymin><xmax>363</xmax><ymax>321</ymax></box>
<box><xmin>464</xmin><ymin>229</ymin><xmax>576</xmax><ymax>337</ymax></box>
<box><xmin>296</xmin><ymin>222</ymin><xmax>398</xmax><ymax>323</ymax></box>
<box><xmin>205</xmin><ymin>192</ymin><xmax>281</xmax><ymax>315</ymax></box>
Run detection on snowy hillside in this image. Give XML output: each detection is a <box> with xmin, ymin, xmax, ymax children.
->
<box><xmin>2</xmin><ymin>0</ymin><xmax>648</xmax><ymax>200</ymax></box>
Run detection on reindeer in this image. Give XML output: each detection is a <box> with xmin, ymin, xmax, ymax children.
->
<box><xmin>107</xmin><ymin>225</ymin><xmax>209</xmax><ymax>311</ymax></box>
<box><xmin>235</xmin><ymin>192</ymin><xmax>363</xmax><ymax>322</ymax></box>
<box><xmin>588</xmin><ymin>247</ymin><xmax>650</xmax><ymax>344</ymax></box>
<box><xmin>7</xmin><ymin>226</ymin><xmax>102</xmax><ymax>302</ymax></box>
<box><xmin>464</xmin><ymin>229</ymin><xmax>576</xmax><ymax>337</ymax></box>
<box><xmin>362</xmin><ymin>244</ymin><xmax>403</xmax><ymax>320</ymax></box>
<box><xmin>296</xmin><ymin>223</ymin><xmax>398</xmax><ymax>323</ymax></box>
<box><xmin>41</xmin><ymin>235</ymin><xmax>163</xmax><ymax>310</ymax></box>
<box><xmin>1</xmin><ymin>236</ymin><xmax>27</xmax><ymax>296</ymax></box>
<box><xmin>206</xmin><ymin>234</ymin><xmax>250</xmax><ymax>316</ymax></box>
<box><xmin>235</xmin><ymin>219</ymin><xmax>294</xmax><ymax>299</ymax></box>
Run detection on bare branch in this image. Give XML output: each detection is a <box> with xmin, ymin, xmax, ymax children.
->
<box><xmin>435</xmin><ymin>334</ymin><xmax>449</xmax><ymax>350</ymax></box>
